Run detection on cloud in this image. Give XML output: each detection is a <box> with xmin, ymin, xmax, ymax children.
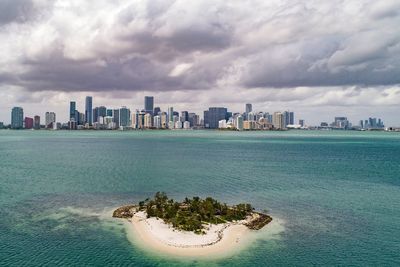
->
<box><xmin>0</xmin><ymin>0</ymin><xmax>399</xmax><ymax>94</ymax></box>
<box><xmin>0</xmin><ymin>0</ymin><xmax>400</xmax><ymax>125</ymax></box>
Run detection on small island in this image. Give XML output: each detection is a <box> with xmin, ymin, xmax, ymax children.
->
<box><xmin>113</xmin><ymin>192</ymin><xmax>272</xmax><ymax>257</ymax></box>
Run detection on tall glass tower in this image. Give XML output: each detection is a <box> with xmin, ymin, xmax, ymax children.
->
<box><xmin>11</xmin><ymin>107</ymin><xmax>24</xmax><ymax>129</ymax></box>
<box><xmin>69</xmin><ymin>101</ymin><xmax>76</xmax><ymax>121</ymax></box>
<box><xmin>144</xmin><ymin>96</ymin><xmax>154</xmax><ymax>115</ymax></box>
<box><xmin>85</xmin><ymin>96</ymin><xmax>93</xmax><ymax>126</ymax></box>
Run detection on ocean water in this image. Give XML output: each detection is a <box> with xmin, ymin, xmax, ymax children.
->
<box><xmin>0</xmin><ymin>130</ymin><xmax>399</xmax><ymax>266</ymax></box>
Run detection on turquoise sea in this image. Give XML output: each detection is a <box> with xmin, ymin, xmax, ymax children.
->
<box><xmin>0</xmin><ymin>130</ymin><xmax>399</xmax><ymax>266</ymax></box>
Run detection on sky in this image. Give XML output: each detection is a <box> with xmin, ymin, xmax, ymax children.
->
<box><xmin>0</xmin><ymin>0</ymin><xmax>400</xmax><ymax>126</ymax></box>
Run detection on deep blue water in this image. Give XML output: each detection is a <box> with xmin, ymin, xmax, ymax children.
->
<box><xmin>0</xmin><ymin>130</ymin><xmax>399</xmax><ymax>266</ymax></box>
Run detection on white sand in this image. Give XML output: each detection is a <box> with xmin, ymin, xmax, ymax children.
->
<box><xmin>127</xmin><ymin>211</ymin><xmax>254</xmax><ymax>258</ymax></box>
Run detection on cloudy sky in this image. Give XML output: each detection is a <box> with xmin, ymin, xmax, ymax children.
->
<box><xmin>1</xmin><ymin>0</ymin><xmax>400</xmax><ymax>125</ymax></box>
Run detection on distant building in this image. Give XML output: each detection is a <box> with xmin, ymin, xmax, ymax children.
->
<box><xmin>245</xmin><ymin>103</ymin><xmax>252</xmax><ymax>114</ymax></box>
<box><xmin>188</xmin><ymin>113</ymin><xmax>198</xmax><ymax>127</ymax></box>
<box><xmin>160</xmin><ymin>112</ymin><xmax>168</xmax><ymax>128</ymax></box>
<box><xmin>85</xmin><ymin>96</ymin><xmax>93</xmax><ymax>126</ymax></box>
<box><xmin>119</xmin><ymin>107</ymin><xmax>131</xmax><ymax>127</ymax></box>
<box><xmin>144</xmin><ymin>113</ymin><xmax>152</xmax><ymax>128</ymax></box>
<box><xmin>168</xmin><ymin>107</ymin><xmax>174</xmax><ymax>123</ymax></box>
<box><xmin>273</xmin><ymin>112</ymin><xmax>284</xmax><ymax>129</ymax></box>
<box><xmin>153</xmin><ymin>115</ymin><xmax>161</xmax><ymax>129</ymax></box>
<box><xmin>94</xmin><ymin>106</ymin><xmax>107</xmax><ymax>123</ymax></box>
<box><xmin>183</xmin><ymin>121</ymin><xmax>190</xmax><ymax>129</ymax></box>
<box><xmin>45</xmin><ymin>112</ymin><xmax>56</xmax><ymax>129</ymax></box>
<box><xmin>243</xmin><ymin>120</ymin><xmax>257</xmax><ymax>130</ymax></box>
<box><xmin>236</xmin><ymin>115</ymin><xmax>244</xmax><ymax>130</ymax></box>
<box><xmin>106</xmin><ymin>109</ymin><xmax>113</xmax><ymax>117</ymax></box>
<box><xmin>0</xmin><ymin>122</ymin><xmax>4</xmax><ymax>129</ymax></box>
<box><xmin>320</xmin><ymin>122</ymin><xmax>329</xmax><ymax>127</ymax></box>
<box><xmin>180</xmin><ymin>111</ymin><xmax>189</xmax><ymax>122</ymax></box>
<box><xmin>283</xmin><ymin>111</ymin><xmax>294</xmax><ymax>127</ymax></box>
<box><xmin>11</xmin><ymin>107</ymin><xmax>24</xmax><ymax>129</ymax></box>
<box><xmin>204</xmin><ymin>107</ymin><xmax>227</xmax><ymax>129</ymax></box>
<box><xmin>69</xmin><ymin>101</ymin><xmax>76</xmax><ymax>121</ymax></box>
<box><xmin>153</xmin><ymin>107</ymin><xmax>161</xmax><ymax>116</ymax></box>
<box><xmin>145</xmin><ymin>96</ymin><xmax>154</xmax><ymax>115</ymax></box>
<box><xmin>218</xmin><ymin>120</ymin><xmax>227</xmax><ymax>128</ymax></box>
<box><xmin>175</xmin><ymin>120</ymin><xmax>182</xmax><ymax>129</ymax></box>
<box><xmin>333</xmin><ymin>117</ymin><xmax>349</xmax><ymax>129</ymax></box>
<box><xmin>299</xmin><ymin>119</ymin><xmax>305</xmax><ymax>127</ymax></box>
<box><xmin>24</xmin><ymin>117</ymin><xmax>33</xmax><ymax>129</ymax></box>
<box><xmin>113</xmin><ymin>109</ymin><xmax>120</xmax><ymax>128</ymax></box>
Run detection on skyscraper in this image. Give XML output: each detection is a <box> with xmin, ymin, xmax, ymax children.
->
<box><xmin>45</xmin><ymin>112</ymin><xmax>56</xmax><ymax>129</ymax></box>
<box><xmin>153</xmin><ymin>107</ymin><xmax>161</xmax><ymax>116</ymax></box>
<box><xmin>69</xmin><ymin>101</ymin><xmax>76</xmax><ymax>121</ymax></box>
<box><xmin>236</xmin><ymin>115</ymin><xmax>244</xmax><ymax>131</ymax></box>
<box><xmin>246</xmin><ymin>103</ymin><xmax>252</xmax><ymax>113</ymax></box>
<box><xmin>283</xmin><ymin>111</ymin><xmax>294</xmax><ymax>127</ymax></box>
<box><xmin>180</xmin><ymin>111</ymin><xmax>189</xmax><ymax>122</ymax></box>
<box><xmin>112</xmin><ymin>109</ymin><xmax>120</xmax><ymax>128</ymax></box>
<box><xmin>11</xmin><ymin>107</ymin><xmax>24</xmax><ymax>129</ymax></box>
<box><xmin>85</xmin><ymin>96</ymin><xmax>93</xmax><ymax>125</ymax></box>
<box><xmin>204</xmin><ymin>107</ymin><xmax>228</xmax><ymax>129</ymax></box>
<box><xmin>24</xmin><ymin>117</ymin><xmax>33</xmax><ymax>129</ymax></box>
<box><xmin>34</xmin><ymin>115</ymin><xmax>40</xmax><ymax>129</ymax></box>
<box><xmin>145</xmin><ymin>96</ymin><xmax>154</xmax><ymax>115</ymax></box>
<box><xmin>273</xmin><ymin>112</ymin><xmax>284</xmax><ymax>129</ymax></box>
<box><xmin>168</xmin><ymin>107</ymin><xmax>174</xmax><ymax>122</ymax></box>
<box><xmin>119</xmin><ymin>106</ymin><xmax>131</xmax><ymax>127</ymax></box>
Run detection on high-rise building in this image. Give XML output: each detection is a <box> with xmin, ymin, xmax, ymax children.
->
<box><xmin>153</xmin><ymin>115</ymin><xmax>161</xmax><ymax>129</ymax></box>
<box><xmin>69</xmin><ymin>101</ymin><xmax>76</xmax><ymax>121</ymax></box>
<box><xmin>168</xmin><ymin>107</ymin><xmax>174</xmax><ymax>122</ymax></box>
<box><xmin>144</xmin><ymin>113</ymin><xmax>152</xmax><ymax>128</ymax></box>
<box><xmin>119</xmin><ymin>107</ymin><xmax>131</xmax><ymax>127</ymax></box>
<box><xmin>24</xmin><ymin>117</ymin><xmax>33</xmax><ymax>129</ymax></box>
<box><xmin>245</xmin><ymin>103</ymin><xmax>252</xmax><ymax>114</ymax></box>
<box><xmin>113</xmin><ymin>109</ymin><xmax>120</xmax><ymax>128</ymax></box>
<box><xmin>45</xmin><ymin>112</ymin><xmax>56</xmax><ymax>129</ymax></box>
<box><xmin>180</xmin><ymin>111</ymin><xmax>189</xmax><ymax>122</ymax></box>
<box><xmin>333</xmin><ymin>117</ymin><xmax>349</xmax><ymax>129</ymax></box>
<box><xmin>153</xmin><ymin>107</ymin><xmax>161</xmax><ymax>116</ymax></box>
<box><xmin>188</xmin><ymin>113</ymin><xmax>200</xmax><ymax>127</ymax></box>
<box><xmin>183</xmin><ymin>121</ymin><xmax>190</xmax><ymax>129</ymax></box>
<box><xmin>0</xmin><ymin>122</ymin><xmax>4</xmax><ymax>129</ymax></box>
<box><xmin>34</xmin><ymin>116</ymin><xmax>40</xmax><ymax>129</ymax></box>
<box><xmin>273</xmin><ymin>112</ymin><xmax>284</xmax><ymax>129</ymax></box>
<box><xmin>236</xmin><ymin>115</ymin><xmax>244</xmax><ymax>130</ymax></box>
<box><xmin>93</xmin><ymin>106</ymin><xmax>107</xmax><ymax>123</ymax></box>
<box><xmin>161</xmin><ymin>112</ymin><xmax>168</xmax><ymax>128</ymax></box>
<box><xmin>11</xmin><ymin>107</ymin><xmax>24</xmax><ymax>129</ymax></box>
<box><xmin>283</xmin><ymin>111</ymin><xmax>294</xmax><ymax>127</ymax></box>
<box><xmin>85</xmin><ymin>96</ymin><xmax>93</xmax><ymax>126</ymax></box>
<box><xmin>299</xmin><ymin>119</ymin><xmax>305</xmax><ymax>127</ymax></box>
<box><xmin>78</xmin><ymin>112</ymin><xmax>85</xmax><ymax>125</ymax></box>
<box><xmin>144</xmin><ymin>96</ymin><xmax>154</xmax><ymax>115</ymax></box>
<box><xmin>106</xmin><ymin>109</ymin><xmax>113</xmax><ymax>117</ymax></box>
<box><xmin>204</xmin><ymin>107</ymin><xmax>227</xmax><ymax>129</ymax></box>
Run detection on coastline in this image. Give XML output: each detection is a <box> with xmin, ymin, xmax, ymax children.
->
<box><xmin>123</xmin><ymin>211</ymin><xmax>276</xmax><ymax>258</ymax></box>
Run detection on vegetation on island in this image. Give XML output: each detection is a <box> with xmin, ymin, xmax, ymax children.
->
<box><xmin>113</xmin><ymin>192</ymin><xmax>272</xmax><ymax>234</ymax></box>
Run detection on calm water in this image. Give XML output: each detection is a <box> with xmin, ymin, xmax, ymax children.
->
<box><xmin>0</xmin><ymin>130</ymin><xmax>399</xmax><ymax>266</ymax></box>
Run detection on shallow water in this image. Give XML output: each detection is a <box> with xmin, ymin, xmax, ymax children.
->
<box><xmin>0</xmin><ymin>130</ymin><xmax>399</xmax><ymax>266</ymax></box>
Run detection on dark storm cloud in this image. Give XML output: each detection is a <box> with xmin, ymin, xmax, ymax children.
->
<box><xmin>0</xmin><ymin>0</ymin><xmax>35</xmax><ymax>25</ymax></box>
<box><xmin>1</xmin><ymin>0</ymin><xmax>400</xmax><ymax>94</ymax></box>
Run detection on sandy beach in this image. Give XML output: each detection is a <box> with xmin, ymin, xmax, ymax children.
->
<box><xmin>126</xmin><ymin>211</ymin><xmax>254</xmax><ymax>258</ymax></box>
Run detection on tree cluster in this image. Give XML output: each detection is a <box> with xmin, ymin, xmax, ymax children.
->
<box><xmin>139</xmin><ymin>192</ymin><xmax>254</xmax><ymax>234</ymax></box>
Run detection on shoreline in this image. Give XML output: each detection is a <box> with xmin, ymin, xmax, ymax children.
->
<box><xmin>123</xmin><ymin>211</ymin><xmax>274</xmax><ymax>258</ymax></box>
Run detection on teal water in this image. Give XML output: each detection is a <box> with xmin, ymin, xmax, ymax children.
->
<box><xmin>0</xmin><ymin>130</ymin><xmax>399</xmax><ymax>266</ymax></box>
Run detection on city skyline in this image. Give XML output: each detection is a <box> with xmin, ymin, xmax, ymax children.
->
<box><xmin>0</xmin><ymin>1</ymin><xmax>399</xmax><ymax>125</ymax></box>
<box><xmin>3</xmin><ymin>95</ymin><xmax>389</xmax><ymax>131</ymax></box>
